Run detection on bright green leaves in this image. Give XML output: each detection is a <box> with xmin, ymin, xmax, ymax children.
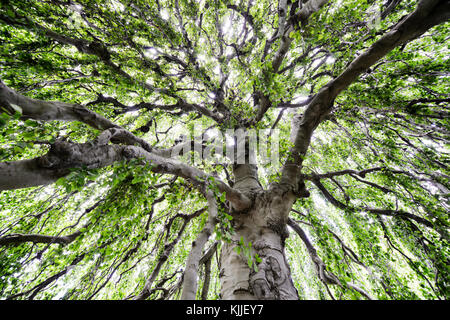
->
<box><xmin>0</xmin><ymin>112</ymin><xmax>58</xmax><ymax>161</ymax></box>
<box><xmin>109</xmin><ymin>159</ymin><xmax>159</xmax><ymax>190</ymax></box>
<box><xmin>206</xmin><ymin>176</ymin><xmax>235</xmax><ymax>244</ymax></box>
<box><xmin>234</xmin><ymin>237</ymin><xmax>260</xmax><ymax>272</ymax></box>
<box><xmin>55</xmin><ymin>167</ymin><xmax>100</xmax><ymax>194</ymax></box>
<box><xmin>253</xmin><ymin>65</ymin><xmax>289</xmax><ymax>103</ymax></box>
<box><xmin>0</xmin><ymin>0</ymin><xmax>448</xmax><ymax>301</ymax></box>
<box><xmin>0</xmin><ymin>113</ymin><xmax>9</xmax><ymax>128</ymax></box>
<box><xmin>0</xmin><ymin>111</ymin><xmax>21</xmax><ymax>128</ymax></box>
<box><xmin>177</xmin><ymin>0</ymin><xmax>200</xmax><ymax>19</ymax></box>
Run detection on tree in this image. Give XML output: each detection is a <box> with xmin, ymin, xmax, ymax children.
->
<box><xmin>0</xmin><ymin>0</ymin><xmax>448</xmax><ymax>300</ymax></box>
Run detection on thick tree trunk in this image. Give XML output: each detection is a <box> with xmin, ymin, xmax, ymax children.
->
<box><xmin>219</xmin><ymin>169</ymin><xmax>298</xmax><ymax>299</ymax></box>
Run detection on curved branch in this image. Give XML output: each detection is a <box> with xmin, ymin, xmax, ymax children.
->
<box><xmin>280</xmin><ymin>0</ymin><xmax>450</xmax><ymax>191</ymax></box>
<box><xmin>134</xmin><ymin>207</ymin><xmax>204</xmax><ymax>300</ymax></box>
<box><xmin>287</xmin><ymin>218</ymin><xmax>341</xmax><ymax>286</ymax></box>
<box><xmin>181</xmin><ymin>191</ymin><xmax>218</xmax><ymax>300</ymax></box>
<box><xmin>310</xmin><ymin>178</ymin><xmax>434</xmax><ymax>228</ymax></box>
<box><xmin>0</xmin><ymin>128</ymin><xmax>252</xmax><ymax>211</ymax></box>
<box><xmin>287</xmin><ymin>218</ymin><xmax>374</xmax><ymax>300</ymax></box>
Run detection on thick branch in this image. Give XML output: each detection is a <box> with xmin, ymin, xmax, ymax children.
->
<box><xmin>0</xmin><ymin>81</ymin><xmax>117</xmax><ymax>130</ymax></box>
<box><xmin>280</xmin><ymin>0</ymin><xmax>450</xmax><ymax>190</ymax></box>
<box><xmin>181</xmin><ymin>191</ymin><xmax>218</xmax><ymax>300</ymax></box>
<box><xmin>0</xmin><ymin>128</ymin><xmax>252</xmax><ymax>211</ymax></box>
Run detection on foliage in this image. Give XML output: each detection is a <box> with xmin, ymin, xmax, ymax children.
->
<box><xmin>0</xmin><ymin>0</ymin><xmax>448</xmax><ymax>300</ymax></box>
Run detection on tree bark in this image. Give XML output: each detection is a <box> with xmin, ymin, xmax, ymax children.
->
<box><xmin>181</xmin><ymin>190</ymin><xmax>218</xmax><ymax>300</ymax></box>
<box><xmin>219</xmin><ymin>185</ymin><xmax>299</xmax><ymax>300</ymax></box>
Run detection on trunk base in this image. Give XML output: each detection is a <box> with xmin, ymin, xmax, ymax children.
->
<box><xmin>219</xmin><ymin>190</ymin><xmax>299</xmax><ymax>300</ymax></box>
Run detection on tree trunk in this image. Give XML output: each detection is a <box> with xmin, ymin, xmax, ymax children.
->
<box><xmin>219</xmin><ymin>170</ymin><xmax>299</xmax><ymax>299</ymax></box>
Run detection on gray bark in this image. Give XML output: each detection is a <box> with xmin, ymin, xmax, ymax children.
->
<box><xmin>181</xmin><ymin>190</ymin><xmax>218</xmax><ymax>300</ymax></box>
<box><xmin>0</xmin><ymin>80</ymin><xmax>117</xmax><ymax>130</ymax></box>
<box><xmin>219</xmin><ymin>186</ymin><xmax>299</xmax><ymax>300</ymax></box>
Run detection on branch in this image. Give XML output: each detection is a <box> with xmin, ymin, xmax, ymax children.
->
<box><xmin>134</xmin><ymin>208</ymin><xmax>204</xmax><ymax>300</ymax></box>
<box><xmin>272</xmin><ymin>0</ymin><xmax>330</xmax><ymax>72</ymax></box>
<box><xmin>253</xmin><ymin>0</ymin><xmax>330</xmax><ymax>124</ymax></box>
<box><xmin>346</xmin><ymin>283</ymin><xmax>375</xmax><ymax>300</ymax></box>
<box><xmin>310</xmin><ymin>178</ymin><xmax>434</xmax><ymax>228</ymax></box>
<box><xmin>304</xmin><ymin>167</ymin><xmax>394</xmax><ymax>193</ymax></box>
<box><xmin>0</xmin><ymin>128</ymin><xmax>252</xmax><ymax>211</ymax></box>
<box><xmin>0</xmin><ymin>230</ymin><xmax>81</xmax><ymax>246</ymax></box>
<box><xmin>87</xmin><ymin>94</ymin><xmax>223</xmax><ymax>122</ymax></box>
<box><xmin>181</xmin><ymin>191</ymin><xmax>218</xmax><ymax>300</ymax></box>
<box><xmin>287</xmin><ymin>218</ymin><xmax>374</xmax><ymax>300</ymax></box>
<box><xmin>290</xmin><ymin>213</ymin><xmax>366</xmax><ymax>267</ymax></box>
<box><xmin>280</xmin><ymin>0</ymin><xmax>450</xmax><ymax>191</ymax></box>
<box><xmin>377</xmin><ymin>216</ymin><xmax>441</xmax><ymax>298</ymax></box>
<box><xmin>380</xmin><ymin>0</ymin><xmax>403</xmax><ymax>20</ymax></box>
<box><xmin>85</xmin><ymin>195</ymin><xmax>167</xmax><ymax>299</ymax></box>
<box><xmin>6</xmin><ymin>254</ymin><xmax>85</xmax><ymax>300</ymax></box>
<box><xmin>1</xmin><ymin>82</ymin><xmax>222</xmax><ymax>160</ymax></box>
<box><xmin>304</xmin><ymin>167</ymin><xmax>384</xmax><ymax>179</ymax></box>
<box><xmin>6</xmin><ymin>238</ymin><xmax>115</xmax><ymax>300</ymax></box>
<box><xmin>35</xmin><ymin>22</ymin><xmax>176</xmax><ymax>98</ymax></box>
<box><xmin>200</xmin><ymin>242</ymin><xmax>218</xmax><ymax>300</ymax></box>
<box><xmin>0</xmin><ymin>81</ymin><xmax>168</xmax><ymax>158</ymax></box>
<box><xmin>287</xmin><ymin>218</ymin><xmax>341</xmax><ymax>286</ymax></box>
<box><xmin>0</xmin><ymin>81</ymin><xmax>117</xmax><ymax>131</ymax></box>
